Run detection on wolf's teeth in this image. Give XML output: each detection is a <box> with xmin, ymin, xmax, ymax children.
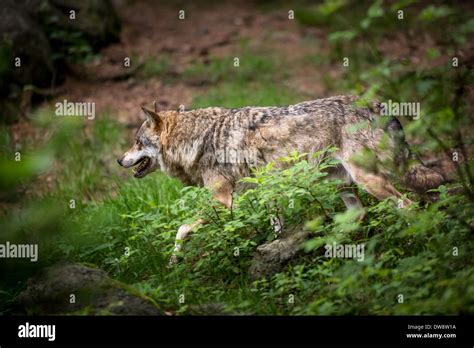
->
<box><xmin>133</xmin><ymin>157</ymin><xmax>149</xmax><ymax>175</ymax></box>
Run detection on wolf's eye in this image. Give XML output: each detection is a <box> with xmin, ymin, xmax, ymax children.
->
<box><xmin>135</xmin><ymin>139</ymin><xmax>144</xmax><ymax>149</ymax></box>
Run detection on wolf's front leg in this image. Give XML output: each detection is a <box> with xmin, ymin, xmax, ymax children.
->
<box><xmin>340</xmin><ymin>187</ymin><xmax>366</xmax><ymax>221</ymax></box>
<box><xmin>169</xmin><ymin>218</ymin><xmax>206</xmax><ymax>265</ymax></box>
<box><xmin>270</xmin><ymin>214</ymin><xmax>284</xmax><ymax>235</ymax></box>
<box><xmin>268</xmin><ymin>199</ymin><xmax>285</xmax><ymax>235</ymax></box>
<box><xmin>169</xmin><ymin>173</ymin><xmax>234</xmax><ymax>265</ymax></box>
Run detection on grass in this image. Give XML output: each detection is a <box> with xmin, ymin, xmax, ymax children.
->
<box><xmin>138</xmin><ymin>56</ymin><xmax>172</xmax><ymax>80</ymax></box>
<box><xmin>185</xmin><ymin>50</ymin><xmax>301</xmax><ymax>108</ymax></box>
<box><xmin>193</xmin><ymin>82</ymin><xmax>301</xmax><ymax>108</ymax></box>
<box><xmin>184</xmin><ymin>51</ymin><xmax>275</xmax><ymax>85</ymax></box>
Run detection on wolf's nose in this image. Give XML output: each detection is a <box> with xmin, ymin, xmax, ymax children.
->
<box><xmin>117</xmin><ymin>158</ymin><xmax>122</xmax><ymax>166</ymax></box>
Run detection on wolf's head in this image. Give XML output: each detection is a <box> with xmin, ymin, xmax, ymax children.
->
<box><xmin>117</xmin><ymin>107</ymin><xmax>166</xmax><ymax>178</ymax></box>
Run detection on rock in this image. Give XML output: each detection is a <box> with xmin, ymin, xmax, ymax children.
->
<box><xmin>249</xmin><ymin>229</ymin><xmax>311</xmax><ymax>279</ymax></box>
<box><xmin>18</xmin><ymin>0</ymin><xmax>121</xmax><ymax>50</ymax></box>
<box><xmin>0</xmin><ymin>1</ymin><xmax>55</xmax><ymax>94</ymax></box>
<box><xmin>0</xmin><ymin>0</ymin><xmax>121</xmax><ymax>123</ymax></box>
<box><xmin>17</xmin><ymin>263</ymin><xmax>164</xmax><ymax>315</ymax></box>
<box><xmin>0</xmin><ymin>1</ymin><xmax>56</xmax><ymax>123</ymax></box>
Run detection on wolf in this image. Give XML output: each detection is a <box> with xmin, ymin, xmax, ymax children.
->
<box><xmin>117</xmin><ymin>95</ymin><xmax>445</xmax><ymax>263</ymax></box>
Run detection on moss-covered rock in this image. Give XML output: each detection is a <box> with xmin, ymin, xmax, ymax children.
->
<box><xmin>0</xmin><ymin>1</ymin><xmax>55</xmax><ymax>93</ymax></box>
<box><xmin>249</xmin><ymin>229</ymin><xmax>311</xmax><ymax>279</ymax></box>
<box><xmin>0</xmin><ymin>0</ymin><xmax>121</xmax><ymax>123</ymax></box>
<box><xmin>16</xmin><ymin>263</ymin><xmax>164</xmax><ymax>315</ymax></box>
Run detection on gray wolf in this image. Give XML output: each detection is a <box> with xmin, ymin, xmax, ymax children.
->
<box><xmin>117</xmin><ymin>95</ymin><xmax>444</xmax><ymax>263</ymax></box>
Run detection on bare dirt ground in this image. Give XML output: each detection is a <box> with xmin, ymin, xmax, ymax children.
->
<box><xmin>44</xmin><ymin>0</ymin><xmax>329</xmax><ymax>125</ymax></box>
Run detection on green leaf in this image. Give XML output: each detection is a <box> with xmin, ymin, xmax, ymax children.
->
<box><xmin>328</xmin><ymin>30</ymin><xmax>358</xmax><ymax>43</ymax></box>
<box><xmin>367</xmin><ymin>0</ymin><xmax>384</xmax><ymax>18</ymax></box>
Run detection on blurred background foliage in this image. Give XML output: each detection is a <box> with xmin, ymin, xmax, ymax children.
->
<box><xmin>0</xmin><ymin>0</ymin><xmax>473</xmax><ymax>315</ymax></box>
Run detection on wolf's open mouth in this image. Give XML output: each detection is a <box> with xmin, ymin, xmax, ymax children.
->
<box><xmin>132</xmin><ymin>156</ymin><xmax>151</xmax><ymax>177</ymax></box>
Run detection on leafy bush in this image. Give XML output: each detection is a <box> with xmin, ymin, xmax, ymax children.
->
<box><xmin>47</xmin><ymin>145</ymin><xmax>474</xmax><ymax>315</ymax></box>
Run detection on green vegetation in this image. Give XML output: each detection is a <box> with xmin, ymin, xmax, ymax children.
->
<box><xmin>48</xmin><ymin>29</ymin><xmax>96</xmax><ymax>64</ymax></box>
<box><xmin>0</xmin><ymin>0</ymin><xmax>473</xmax><ymax>315</ymax></box>
<box><xmin>139</xmin><ymin>56</ymin><xmax>173</xmax><ymax>80</ymax></box>
<box><xmin>185</xmin><ymin>49</ymin><xmax>300</xmax><ymax>108</ymax></box>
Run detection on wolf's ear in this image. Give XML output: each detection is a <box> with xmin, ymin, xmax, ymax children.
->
<box><xmin>141</xmin><ymin>107</ymin><xmax>162</xmax><ymax>127</ymax></box>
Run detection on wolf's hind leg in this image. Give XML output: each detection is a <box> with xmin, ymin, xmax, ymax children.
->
<box><xmin>344</xmin><ymin>163</ymin><xmax>413</xmax><ymax>207</ymax></box>
<box><xmin>340</xmin><ymin>187</ymin><xmax>366</xmax><ymax>220</ymax></box>
<box><xmin>328</xmin><ymin>163</ymin><xmax>366</xmax><ymax>219</ymax></box>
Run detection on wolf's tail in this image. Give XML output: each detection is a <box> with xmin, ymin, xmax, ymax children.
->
<box><xmin>384</xmin><ymin>116</ymin><xmax>446</xmax><ymax>193</ymax></box>
<box><xmin>402</xmin><ymin>163</ymin><xmax>446</xmax><ymax>193</ymax></box>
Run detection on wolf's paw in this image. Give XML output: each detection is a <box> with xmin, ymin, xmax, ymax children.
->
<box><xmin>356</xmin><ymin>208</ymin><xmax>367</xmax><ymax>222</ymax></box>
<box><xmin>396</xmin><ymin>197</ymin><xmax>414</xmax><ymax>209</ymax></box>
<box><xmin>270</xmin><ymin>216</ymin><xmax>284</xmax><ymax>235</ymax></box>
<box><xmin>168</xmin><ymin>254</ymin><xmax>179</xmax><ymax>266</ymax></box>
